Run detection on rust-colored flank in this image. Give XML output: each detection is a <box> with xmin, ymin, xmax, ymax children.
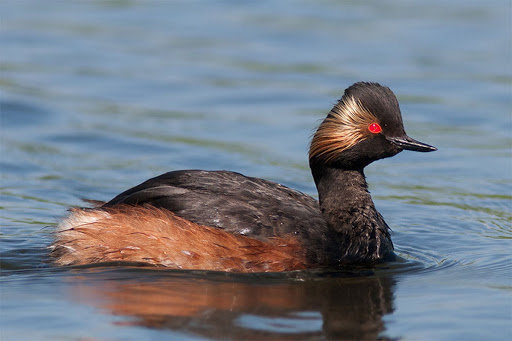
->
<box><xmin>53</xmin><ymin>205</ymin><xmax>308</xmax><ymax>272</ymax></box>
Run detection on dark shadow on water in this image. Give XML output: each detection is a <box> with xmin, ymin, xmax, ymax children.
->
<box><xmin>63</xmin><ymin>265</ymin><xmax>399</xmax><ymax>340</ymax></box>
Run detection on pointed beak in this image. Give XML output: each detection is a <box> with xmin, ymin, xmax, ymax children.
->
<box><xmin>386</xmin><ymin>135</ymin><xmax>437</xmax><ymax>152</ymax></box>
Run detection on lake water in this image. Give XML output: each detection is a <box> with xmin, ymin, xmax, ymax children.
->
<box><xmin>1</xmin><ymin>1</ymin><xmax>511</xmax><ymax>340</ymax></box>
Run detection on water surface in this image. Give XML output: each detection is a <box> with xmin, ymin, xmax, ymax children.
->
<box><xmin>1</xmin><ymin>1</ymin><xmax>511</xmax><ymax>340</ymax></box>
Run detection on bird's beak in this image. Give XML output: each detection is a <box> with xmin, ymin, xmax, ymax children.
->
<box><xmin>386</xmin><ymin>135</ymin><xmax>437</xmax><ymax>152</ymax></box>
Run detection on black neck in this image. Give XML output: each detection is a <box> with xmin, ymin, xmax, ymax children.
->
<box><xmin>308</xmin><ymin>165</ymin><xmax>394</xmax><ymax>265</ymax></box>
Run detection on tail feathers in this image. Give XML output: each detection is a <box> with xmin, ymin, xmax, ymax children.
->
<box><xmin>51</xmin><ymin>205</ymin><xmax>307</xmax><ymax>272</ymax></box>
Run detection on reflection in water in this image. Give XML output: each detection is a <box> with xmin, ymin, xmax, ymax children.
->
<box><xmin>69</xmin><ymin>269</ymin><xmax>396</xmax><ymax>340</ymax></box>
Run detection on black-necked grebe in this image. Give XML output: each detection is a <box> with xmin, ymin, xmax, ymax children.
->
<box><xmin>51</xmin><ymin>82</ymin><xmax>436</xmax><ymax>272</ymax></box>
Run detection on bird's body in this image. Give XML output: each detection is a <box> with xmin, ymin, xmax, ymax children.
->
<box><xmin>103</xmin><ymin>169</ymin><xmax>325</xmax><ymax>241</ymax></box>
<box><xmin>51</xmin><ymin>82</ymin><xmax>436</xmax><ymax>272</ymax></box>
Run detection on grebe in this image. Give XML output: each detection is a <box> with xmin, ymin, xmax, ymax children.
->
<box><xmin>51</xmin><ymin>82</ymin><xmax>436</xmax><ymax>272</ymax></box>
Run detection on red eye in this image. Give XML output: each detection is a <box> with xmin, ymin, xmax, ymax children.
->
<box><xmin>368</xmin><ymin>123</ymin><xmax>382</xmax><ymax>134</ymax></box>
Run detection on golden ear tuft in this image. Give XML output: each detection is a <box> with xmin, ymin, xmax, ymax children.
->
<box><xmin>309</xmin><ymin>96</ymin><xmax>379</xmax><ymax>162</ymax></box>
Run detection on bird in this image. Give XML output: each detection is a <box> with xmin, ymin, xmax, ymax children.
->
<box><xmin>51</xmin><ymin>82</ymin><xmax>437</xmax><ymax>272</ymax></box>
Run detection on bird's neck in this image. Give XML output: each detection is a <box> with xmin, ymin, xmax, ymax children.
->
<box><xmin>309</xmin><ymin>165</ymin><xmax>394</xmax><ymax>265</ymax></box>
<box><xmin>314</xmin><ymin>167</ymin><xmax>372</xmax><ymax>225</ymax></box>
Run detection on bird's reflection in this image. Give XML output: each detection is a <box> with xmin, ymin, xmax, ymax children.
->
<box><xmin>69</xmin><ymin>267</ymin><xmax>396</xmax><ymax>340</ymax></box>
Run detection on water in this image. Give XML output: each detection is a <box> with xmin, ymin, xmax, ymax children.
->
<box><xmin>1</xmin><ymin>1</ymin><xmax>511</xmax><ymax>340</ymax></box>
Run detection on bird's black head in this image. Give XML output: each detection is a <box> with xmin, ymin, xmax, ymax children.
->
<box><xmin>309</xmin><ymin>82</ymin><xmax>436</xmax><ymax>171</ymax></box>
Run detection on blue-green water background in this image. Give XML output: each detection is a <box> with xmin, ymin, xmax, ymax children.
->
<box><xmin>1</xmin><ymin>1</ymin><xmax>511</xmax><ymax>340</ymax></box>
